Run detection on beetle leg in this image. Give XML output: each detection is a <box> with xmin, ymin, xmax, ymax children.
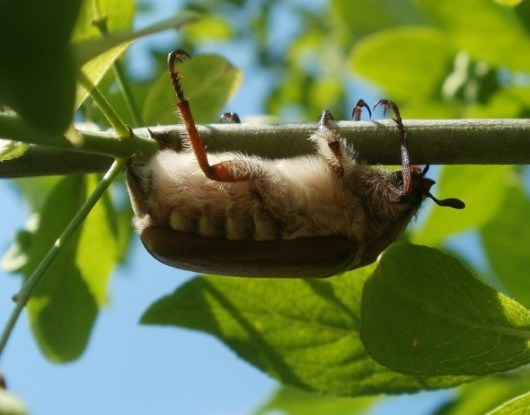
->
<box><xmin>374</xmin><ymin>99</ymin><xmax>412</xmax><ymax>197</ymax></box>
<box><xmin>351</xmin><ymin>99</ymin><xmax>372</xmax><ymax>121</ymax></box>
<box><xmin>168</xmin><ymin>50</ymin><xmax>265</xmax><ymax>182</ymax></box>
<box><xmin>314</xmin><ymin>109</ymin><xmax>349</xmax><ymax>176</ymax></box>
<box><xmin>219</xmin><ymin>112</ymin><xmax>241</xmax><ymax>123</ymax></box>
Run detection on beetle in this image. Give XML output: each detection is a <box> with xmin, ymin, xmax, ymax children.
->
<box><xmin>126</xmin><ymin>49</ymin><xmax>464</xmax><ymax>278</ymax></box>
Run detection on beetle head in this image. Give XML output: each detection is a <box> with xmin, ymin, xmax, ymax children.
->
<box><xmin>402</xmin><ymin>165</ymin><xmax>465</xmax><ymax>209</ymax></box>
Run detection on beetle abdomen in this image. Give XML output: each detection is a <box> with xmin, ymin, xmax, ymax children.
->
<box><xmin>138</xmin><ymin>149</ymin><xmax>372</xmax><ymax>243</ymax></box>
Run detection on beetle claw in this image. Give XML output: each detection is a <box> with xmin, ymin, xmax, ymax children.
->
<box><xmin>219</xmin><ymin>112</ymin><xmax>241</xmax><ymax>124</ymax></box>
<box><xmin>352</xmin><ymin>99</ymin><xmax>372</xmax><ymax>121</ymax></box>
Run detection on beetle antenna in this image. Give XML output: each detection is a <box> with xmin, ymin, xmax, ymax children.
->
<box><xmin>426</xmin><ymin>192</ymin><xmax>466</xmax><ymax>209</ymax></box>
<box><xmin>352</xmin><ymin>99</ymin><xmax>372</xmax><ymax>121</ymax></box>
<box><xmin>374</xmin><ymin>99</ymin><xmax>411</xmax><ymax>196</ymax></box>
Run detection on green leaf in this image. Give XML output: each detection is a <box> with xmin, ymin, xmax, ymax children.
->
<box><xmin>75</xmin><ymin>175</ymin><xmax>120</xmax><ymax>305</ymax></box>
<box><xmin>142</xmin><ymin>266</ymin><xmax>472</xmax><ymax>396</ymax></box>
<box><xmin>361</xmin><ymin>242</ymin><xmax>530</xmax><ymax>377</ymax></box>
<box><xmin>11</xmin><ymin>177</ymin><xmax>62</xmax><ymax>212</ymax></box>
<box><xmin>494</xmin><ymin>0</ymin><xmax>523</xmax><ymax>5</ymax></box>
<box><xmin>330</xmin><ymin>0</ymin><xmax>423</xmax><ymax>38</ymax></box>
<box><xmin>143</xmin><ymin>54</ymin><xmax>242</xmax><ymax>125</ymax></box>
<box><xmin>73</xmin><ymin>12</ymin><xmax>198</xmax><ymax>66</ymax></box>
<box><xmin>2</xmin><ymin>177</ymin><xmax>61</xmax><ymax>273</ymax></box>
<box><xmin>254</xmin><ymin>386</ymin><xmax>376</xmax><ymax>415</ymax></box>
<box><xmin>71</xmin><ymin>0</ymin><xmax>135</xmax><ymax>43</ymax></box>
<box><xmin>349</xmin><ymin>27</ymin><xmax>456</xmax><ymax>100</ymax></box>
<box><xmin>24</xmin><ymin>176</ymin><xmax>96</xmax><ymax>362</ymax></box>
<box><xmin>1</xmin><ymin>229</ymin><xmax>33</xmax><ymax>273</ymax></box>
<box><xmin>434</xmin><ymin>375</ymin><xmax>530</xmax><ymax>415</ymax></box>
<box><xmin>481</xmin><ymin>183</ymin><xmax>530</xmax><ymax>308</ymax></box>
<box><xmin>182</xmin><ymin>14</ymin><xmax>234</xmax><ymax>42</ymax></box>
<box><xmin>0</xmin><ymin>140</ymin><xmax>28</xmax><ymax>162</ymax></box>
<box><xmin>0</xmin><ymin>388</ymin><xmax>27</xmax><ymax>415</ymax></box>
<box><xmin>0</xmin><ymin>0</ymin><xmax>83</xmax><ymax>133</ymax></box>
<box><xmin>413</xmin><ymin>165</ymin><xmax>512</xmax><ymax>246</ymax></box>
<box><xmin>487</xmin><ymin>391</ymin><xmax>530</xmax><ymax>415</ymax></box>
<box><xmin>416</xmin><ymin>0</ymin><xmax>530</xmax><ymax>71</ymax></box>
<box><xmin>72</xmin><ymin>0</ymin><xmax>135</xmax><ymax>108</ymax></box>
<box><xmin>23</xmin><ymin>175</ymin><xmax>120</xmax><ymax>361</ymax></box>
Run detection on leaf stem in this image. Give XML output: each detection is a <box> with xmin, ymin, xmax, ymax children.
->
<box><xmin>112</xmin><ymin>60</ymin><xmax>143</xmax><ymax>126</ymax></box>
<box><xmin>77</xmin><ymin>70</ymin><xmax>131</xmax><ymax>139</ymax></box>
<box><xmin>0</xmin><ymin>158</ymin><xmax>126</xmax><ymax>360</ymax></box>
<box><xmin>90</xmin><ymin>8</ymin><xmax>143</xmax><ymax>127</ymax></box>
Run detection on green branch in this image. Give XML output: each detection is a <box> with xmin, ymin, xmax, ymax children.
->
<box><xmin>0</xmin><ymin>117</ymin><xmax>529</xmax><ymax>177</ymax></box>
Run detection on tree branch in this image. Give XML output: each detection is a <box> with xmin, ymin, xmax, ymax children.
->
<box><xmin>0</xmin><ymin>118</ymin><xmax>529</xmax><ymax>177</ymax></box>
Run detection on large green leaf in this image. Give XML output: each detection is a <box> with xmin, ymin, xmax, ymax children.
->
<box><xmin>413</xmin><ymin>165</ymin><xmax>512</xmax><ymax>246</ymax></box>
<box><xmin>416</xmin><ymin>0</ymin><xmax>530</xmax><ymax>72</ymax></box>
<box><xmin>75</xmin><ymin>175</ymin><xmax>120</xmax><ymax>305</ymax></box>
<box><xmin>23</xmin><ymin>175</ymin><xmax>120</xmax><ymax>361</ymax></box>
<box><xmin>142</xmin><ymin>266</ymin><xmax>472</xmax><ymax>397</ymax></box>
<box><xmin>0</xmin><ymin>140</ymin><xmax>28</xmax><ymax>162</ymax></box>
<box><xmin>254</xmin><ymin>386</ymin><xmax>376</xmax><ymax>415</ymax></box>
<box><xmin>361</xmin><ymin>242</ymin><xmax>530</xmax><ymax>377</ymax></box>
<box><xmin>330</xmin><ymin>0</ymin><xmax>423</xmax><ymax>39</ymax></box>
<box><xmin>481</xmin><ymin>183</ymin><xmax>530</xmax><ymax>308</ymax></box>
<box><xmin>24</xmin><ymin>176</ymin><xmax>95</xmax><ymax>362</ymax></box>
<box><xmin>0</xmin><ymin>388</ymin><xmax>27</xmax><ymax>415</ymax></box>
<box><xmin>0</xmin><ymin>0</ymin><xmax>83</xmax><ymax>133</ymax></box>
<box><xmin>143</xmin><ymin>54</ymin><xmax>242</xmax><ymax>124</ymax></box>
<box><xmin>487</xmin><ymin>391</ymin><xmax>530</xmax><ymax>415</ymax></box>
<box><xmin>433</xmin><ymin>376</ymin><xmax>530</xmax><ymax>415</ymax></box>
<box><xmin>72</xmin><ymin>0</ymin><xmax>135</xmax><ymax>109</ymax></box>
<box><xmin>349</xmin><ymin>27</ymin><xmax>456</xmax><ymax>100</ymax></box>
<box><xmin>73</xmin><ymin>12</ymin><xmax>198</xmax><ymax>65</ymax></box>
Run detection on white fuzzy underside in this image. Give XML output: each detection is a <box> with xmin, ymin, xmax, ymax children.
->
<box><xmin>140</xmin><ymin>149</ymin><xmax>372</xmax><ymax>242</ymax></box>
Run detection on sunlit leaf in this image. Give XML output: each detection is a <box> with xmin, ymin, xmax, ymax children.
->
<box><xmin>0</xmin><ymin>0</ymin><xmax>83</xmax><ymax>133</ymax></box>
<box><xmin>434</xmin><ymin>376</ymin><xmax>530</xmax><ymax>415</ymax></box>
<box><xmin>182</xmin><ymin>14</ymin><xmax>233</xmax><ymax>41</ymax></box>
<box><xmin>349</xmin><ymin>27</ymin><xmax>456</xmax><ymax>100</ymax></box>
<box><xmin>73</xmin><ymin>12</ymin><xmax>198</xmax><ymax>65</ymax></box>
<box><xmin>416</xmin><ymin>0</ymin><xmax>530</xmax><ymax>71</ymax></box>
<box><xmin>487</xmin><ymin>391</ymin><xmax>530</xmax><ymax>414</ymax></box>
<box><xmin>0</xmin><ymin>388</ymin><xmax>27</xmax><ymax>415</ymax></box>
<box><xmin>71</xmin><ymin>0</ymin><xmax>135</xmax><ymax>42</ymax></box>
<box><xmin>0</xmin><ymin>140</ymin><xmax>28</xmax><ymax>161</ymax></box>
<box><xmin>142</xmin><ymin>265</ymin><xmax>472</xmax><ymax>397</ymax></box>
<box><xmin>1</xmin><ymin>228</ymin><xmax>33</xmax><ymax>273</ymax></box>
<box><xmin>22</xmin><ymin>175</ymin><xmax>120</xmax><ymax>361</ymax></box>
<box><xmin>72</xmin><ymin>0</ymin><xmax>134</xmax><ymax>108</ymax></box>
<box><xmin>143</xmin><ymin>54</ymin><xmax>242</xmax><ymax>124</ymax></box>
<box><xmin>361</xmin><ymin>242</ymin><xmax>530</xmax><ymax>377</ymax></box>
<box><xmin>413</xmin><ymin>165</ymin><xmax>512</xmax><ymax>246</ymax></box>
<box><xmin>494</xmin><ymin>0</ymin><xmax>523</xmax><ymax>5</ymax></box>
<box><xmin>24</xmin><ymin>176</ymin><xmax>96</xmax><ymax>362</ymax></box>
<box><xmin>254</xmin><ymin>386</ymin><xmax>377</xmax><ymax>415</ymax></box>
<box><xmin>76</xmin><ymin>175</ymin><xmax>120</xmax><ymax>305</ymax></box>
<box><xmin>481</xmin><ymin>183</ymin><xmax>530</xmax><ymax>308</ymax></box>
<box><xmin>331</xmin><ymin>0</ymin><xmax>423</xmax><ymax>39</ymax></box>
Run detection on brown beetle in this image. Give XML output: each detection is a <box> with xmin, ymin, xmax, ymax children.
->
<box><xmin>126</xmin><ymin>49</ymin><xmax>464</xmax><ymax>278</ymax></box>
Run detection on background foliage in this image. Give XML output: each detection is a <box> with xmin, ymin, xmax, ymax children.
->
<box><xmin>1</xmin><ymin>0</ymin><xmax>530</xmax><ymax>414</ymax></box>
